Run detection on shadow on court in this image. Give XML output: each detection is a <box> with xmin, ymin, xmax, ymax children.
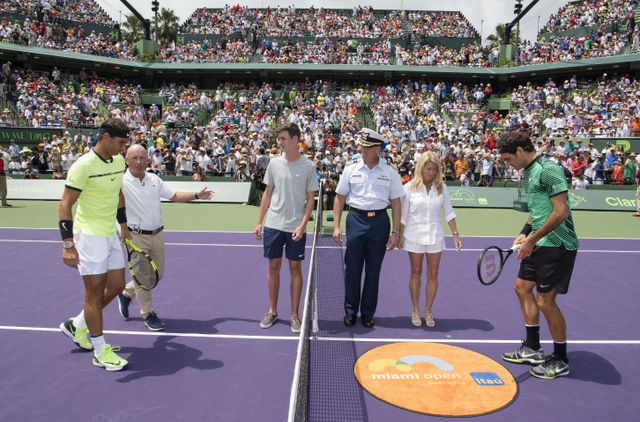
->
<box><xmin>567</xmin><ymin>350</ymin><xmax>622</xmax><ymax>385</ymax></box>
<box><xmin>319</xmin><ymin>317</ymin><xmax>493</xmax><ymax>334</ymax></box>
<box><xmin>124</xmin><ymin>316</ymin><xmax>261</xmax><ymax>334</ymax></box>
<box><xmin>114</xmin><ymin>336</ymin><xmax>224</xmax><ymax>383</ymax></box>
<box><xmin>513</xmin><ymin>350</ymin><xmax>621</xmax><ymax>386</ymax></box>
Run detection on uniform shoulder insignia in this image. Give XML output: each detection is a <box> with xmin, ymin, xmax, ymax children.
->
<box><xmin>346</xmin><ymin>158</ymin><xmax>361</xmax><ymax>167</ymax></box>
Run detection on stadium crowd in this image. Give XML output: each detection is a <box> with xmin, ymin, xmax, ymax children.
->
<box><xmin>181</xmin><ymin>6</ymin><xmax>404</xmax><ymax>39</ymax></box>
<box><xmin>0</xmin><ymin>15</ymin><xmax>136</xmax><ymax>60</ymax></box>
<box><xmin>158</xmin><ymin>38</ymin><xmax>254</xmax><ymax>63</ymax></box>
<box><xmin>0</xmin><ymin>0</ymin><xmax>115</xmax><ymax>26</ymax></box>
<box><xmin>398</xmin><ymin>43</ymin><xmax>489</xmax><ymax>67</ymax></box>
<box><xmin>2</xmin><ymin>63</ymin><xmax>142</xmax><ymax>128</ymax></box>
<box><xmin>259</xmin><ymin>38</ymin><xmax>392</xmax><ymax>65</ymax></box>
<box><xmin>540</xmin><ymin>0</ymin><xmax>637</xmax><ymax>34</ymax></box>
<box><xmin>1</xmin><ymin>3</ymin><xmax>639</xmax><ymax>66</ymax></box>
<box><xmin>407</xmin><ymin>10</ymin><xmax>477</xmax><ymax>39</ymax></box>
<box><xmin>516</xmin><ymin>31</ymin><xmax>636</xmax><ymax>64</ymax></box>
<box><xmin>1</xmin><ymin>59</ymin><xmax>638</xmax><ymax>191</ymax></box>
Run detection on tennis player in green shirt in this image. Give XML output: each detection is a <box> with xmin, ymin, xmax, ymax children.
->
<box><xmin>58</xmin><ymin>119</ymin><xmax>131</xmax><ymax>371</ymax></box>
<box><xmin>497</xmin><ymin>130</ymin><xmax>579</xmax><ymax>380</ymax></box>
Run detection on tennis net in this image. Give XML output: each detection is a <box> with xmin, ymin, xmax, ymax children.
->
<box><xmin>287</xmin><ymin>182</ymin><xmax>323</xmax><ymax>422</ymax></box>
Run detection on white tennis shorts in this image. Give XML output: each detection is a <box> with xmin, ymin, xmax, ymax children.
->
<box><xmin>74</xmin><ymin>233</ymin><xmax>125</xmax><ymax>276</ymax></box>
<box><xmin>403</xmin><ymin>237</ymin><xmax>444</xmax><ymax>254</ymax></box>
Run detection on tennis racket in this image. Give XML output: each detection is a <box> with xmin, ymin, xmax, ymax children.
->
<box><xmin>477</xmin><ymin>244</ymin><xmax>520</xmax><ymax>286</ymax></box>
<box><xmin>125</xmin><ymin>239</ymin><xmax>159</xmax><ymax>290</ymax></box>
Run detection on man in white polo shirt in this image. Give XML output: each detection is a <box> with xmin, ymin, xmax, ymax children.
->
<box><xmin>117</xmin><ymin>144</ymin><xmax>213</xmax><ymax>331</ymax></box>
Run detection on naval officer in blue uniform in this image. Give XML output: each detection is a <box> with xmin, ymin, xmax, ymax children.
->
<box><xmin>332</xmin><ymin>128</ymin><xmax>404</xmax><ymax>328</ymax></box>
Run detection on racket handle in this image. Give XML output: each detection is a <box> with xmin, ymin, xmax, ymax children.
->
<box><xmin>510</xmin><ymin>244</ymin><xmax>521</xmax><ymax>252</ymax></box>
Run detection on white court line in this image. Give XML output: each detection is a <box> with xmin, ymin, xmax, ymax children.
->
<box><xmin>0</xmin><ymin>325</ymin><xmax>298</xmax><ymax>341</ymax></box>
<box><xmin>453</xmin><ymin>247</ymin><xmax>639</xmax><ymax>254</ymax></box>
<box><xmin>1</xmin><ymin>326</ymin><xmax>638</xmax><ymax>345</ymax></box>
<box><xmin>317</xmin><ymin>337</ymin><xmax>640</xmax><ymax>345</ymax></box>
<box><xmin>0</xmin><ymin>227</ymin><xmax>254</xmax><ymax>234</ymax></box>
<box><xmin>0</xmin><ymin>238</ymin><xmax>637</xmax><ymax>253</ymax></box>
<box><xmin>0</xmin><ymin>227</ymin><xmax>637</xmax><ymax>241</ymax></box>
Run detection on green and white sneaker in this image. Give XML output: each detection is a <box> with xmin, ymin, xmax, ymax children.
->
<box><xmin>501</xmin><ymin>341</ymin><xmax>545</xmax><ymax>365</ymax></box>
<box><xmin>92</xmin><ymin>344</ymin><xmax>128</xmax><ymax>371</ymax></box>
<box><xmin>530</xmin><ymin>355</ymin><xmax>569</xmax><ymax>379</ymax></box>
<box><xmin>60</xmin><ymin>319</ymin><xmax>92</xmax><ymax>350</ymax></box>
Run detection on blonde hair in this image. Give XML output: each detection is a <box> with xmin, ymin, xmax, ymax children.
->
<box><xmin>410</xmin><ymin>151</ymin><xmax>444</xmax><ymax>195</ymax></box>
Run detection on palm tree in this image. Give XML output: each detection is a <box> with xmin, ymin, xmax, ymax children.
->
<box><xmin>121</xmin><ymin>14</ymin><xmax>145</xmax><ymax>44</ymax></box>
<box><xmin>152</xmin><ymin>7</ymin><xmax>180</xmax><ymax>45</ymax></box>
<box><xmin>486</xmin><ymin>23</ymin><xmax>520</xmax><ymax>49</ymax></box>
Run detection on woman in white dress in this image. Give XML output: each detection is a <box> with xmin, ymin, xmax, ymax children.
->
<box><xmin>399</xmin><ymin>152</ymin><xmax>462</xmax><ymax>328</ymax></box>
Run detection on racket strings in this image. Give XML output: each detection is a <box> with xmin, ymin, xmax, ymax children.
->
<box><xmin>479</xmin><ymin>249</ymin><xmax>501</xmax><ymax>282</ymax></box>
<box><xmin>129</xmin><ymin>250</ymin><xmax>156</xmax><ymax>289</ymax></box>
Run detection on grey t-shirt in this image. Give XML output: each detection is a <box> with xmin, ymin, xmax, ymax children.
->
<box><xmin>264</xmin><ymin>155</ymin><xmax>319</xmax><ymax>232</ymax></box>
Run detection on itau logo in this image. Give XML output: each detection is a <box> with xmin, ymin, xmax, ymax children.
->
<box><xmin>470</xmin><ymin>372</ymin><xmax>506</xmax><ymax>386</ymax></box>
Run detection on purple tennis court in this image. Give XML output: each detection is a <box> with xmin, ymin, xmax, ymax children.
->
<box><xmin>0</xmin><ymin>228</ymin><xmax>638</xmax><ymax>421</ymax></box>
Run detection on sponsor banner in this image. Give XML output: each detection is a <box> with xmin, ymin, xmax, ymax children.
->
<box><xmin>5</xmin><ymin>180</ymin><xmax>634</xmax><ymax>209</ymax></box>
<box><xmin>448</xmin><ymin>187</ymin><xmax>514</xmax><ymax>208</ymax></box>
<box><xmin>568</xmin><ymin>190</ymin><xmax>637</xmax><ymax>211</ymax></box>
<box><xmin>0</xmin><ymin>127</ymin><xmax>100</xmax><ymax>147</ymax></box>
<box><xmin>0</xmin><ymin>127</ymin><xmax>64</xmax><ymax>146</ymax></box>
<box><xmin>589</xmin><ymin>138</ymin><xmax>640</xmax><ymax>153</ymax></box>
<box><xmin>6</xmin><ymin>180</ymin><xmax>250</xmax><ymax>203</ymax></box>
<box><xmin>447</xmin><ymin>187</ymin><xmax>636</xmax><ymax>211</ymax></box>
<box><xmin>354</xmin><ymin>343</ymin><xmax>517</xmax><ymax>417</ymax></box>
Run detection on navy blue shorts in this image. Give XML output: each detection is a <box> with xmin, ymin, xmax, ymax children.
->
<box><xmin>263</xmin><ymin>227</ymin><xmax>306</xmax><ymax>261</ymax></box>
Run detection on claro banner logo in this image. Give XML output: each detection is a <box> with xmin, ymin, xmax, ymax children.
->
<box><xmin>354</xmin><ymin>343</ymin><xmax>518</xmax><ymax>417</ymax></box>
<box><xmin>605</xmin><ymin>196</ymin><xmax>637</xmax><ymax>208</ymax></box>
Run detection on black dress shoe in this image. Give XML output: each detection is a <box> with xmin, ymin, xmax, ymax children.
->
<box><xmin>362</xmin><ymin>316</ymin><xmax>374</xmax><ymax>328</ymax></box>
<box><xmin>343</xmin><ymin>315</ymin><xmax>356</xmax><ymax>327</ymax></box>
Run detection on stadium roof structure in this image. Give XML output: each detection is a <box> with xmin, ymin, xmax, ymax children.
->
<box><xmin>1</xmin><ymin>42</ymin><xmax>639</xmax><ymax>85</ymax></box>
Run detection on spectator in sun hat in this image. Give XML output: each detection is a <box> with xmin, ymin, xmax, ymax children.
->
<box><xmin>332</xmin><ymin>127</ymin><xmax>404</xmax><ymax>329</ymax></box>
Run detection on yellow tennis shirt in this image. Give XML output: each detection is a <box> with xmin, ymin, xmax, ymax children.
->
<box><xmin>65</xmin><ymin>150</ymin><xmax>126</xmax><ymax>237</ymax></box>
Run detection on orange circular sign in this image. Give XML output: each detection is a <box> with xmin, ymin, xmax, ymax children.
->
<box><xmin>354</xmin><ymin>343</ymin><xmax>518</xmax><ymax>417</ymax></box>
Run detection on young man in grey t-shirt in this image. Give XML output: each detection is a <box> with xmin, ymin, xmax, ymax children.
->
<box><xmin>253</xmin><ymin>123</ymin><xmax>319</xmax><ymax>332</ymax></box>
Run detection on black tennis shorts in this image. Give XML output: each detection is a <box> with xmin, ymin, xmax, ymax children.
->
<box><xmin>517</xmin><ymin>245</ymin><xmax>577</xmax><ymax>294</ymax></box>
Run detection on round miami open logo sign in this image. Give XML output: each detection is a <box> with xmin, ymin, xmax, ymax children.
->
<box><xmin>354</xmin><ymin>343</ymin><xmax>518</xmax><ymax>417</ymax></box>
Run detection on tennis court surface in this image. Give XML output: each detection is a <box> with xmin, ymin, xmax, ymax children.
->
<box><xmin>0</xmin><ymin>226</ymin><xmax>638</xmax><ymax>421</ymax></box>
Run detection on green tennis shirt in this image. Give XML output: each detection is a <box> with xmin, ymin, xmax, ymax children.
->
<box><xmin>524</xmin><ymin>156</ymin><xmax>579</xmax><ymax>250</ymax></box>
<box><xmin>65</xmin><ymin>150</ymin><xmax>125</xmax><ymax>237</ymax></box>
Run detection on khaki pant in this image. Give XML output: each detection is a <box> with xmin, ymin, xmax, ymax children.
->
<box><xmin>123</xmin><ymin>231</ymin><xmax>165</xmax><ymax>318</ymax></box>
<box><xmin>0</xmin><ymin>175</ymin><xmax>7</xmax><ymax>205</ymax></box>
